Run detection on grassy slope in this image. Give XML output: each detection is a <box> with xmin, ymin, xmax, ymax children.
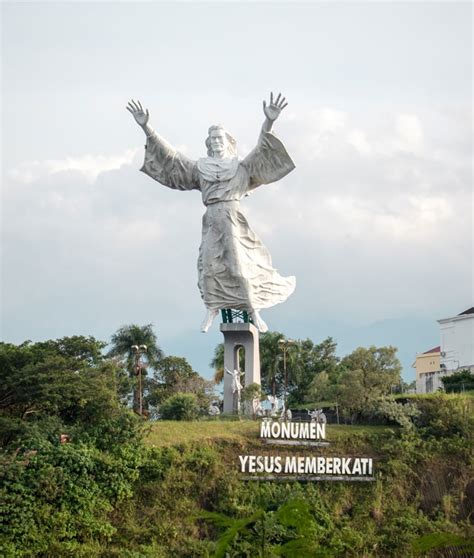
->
<box><xmin>127</xmin><ymin>398</ymin><xmax>472</xmax><ymax>557</ymax></box>
<box><xmin>145</xmin><ymin>420</ymin><xmax>391</xmax><ymax>447</ymax></box>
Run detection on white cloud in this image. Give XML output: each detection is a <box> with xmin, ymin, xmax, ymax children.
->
<box><xmin>395</xmin><ymin>113</ymin><xmax>424</xmax><ymax>153</ymax></box>
<box><xmin>290</xmin><ymin>107</ymin><xmax>428</xmax><ymax>163</ymax></box>
<box><xmin>310</xmin><ymin>107</ymin><xmax>347</xmax><ymax>133</ymax></box>
<box><xmin>249</xmin><ymin>104</ymin><xmax>470</xmax><ymax>261</ymax></box>
<box><xmin>347</xmin><ymin>129</ymin><xmax>372</xmax><ymax>155</ymax></box>
<box><xmin>7</xmin><ymin>148</ymin><xmax>141</xmax><ymax>184</ymax></box>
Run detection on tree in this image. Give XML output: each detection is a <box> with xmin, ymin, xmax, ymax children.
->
<box><xmin>287</xmin><ymin>337</ymin><xmax>339</xmax><ymax>405</ymax></box>
<box><xmin>441</xmin><ymin>370</ymin><xmax>474</xmax><ymax>393</ymax></box>
<box><xmin>0</xmin><ymin>337</ymin><xmax>143</xmax><ymax>555</ymax></box>
<box><xmin>260</xmin><ymin>331</ymin><xmax>285</xmax><ymax>397</ymax></box>
<box><xmin>34</xmin><ymin>335</ymin><xmax>106</xmax><ymax>365</ymax></box>
<box><xmin>210</xmin><ymin>343</ymin><xmax>225</xmax><ymax>384</ymax></box>
<box><xmin>147</xmin><ymin>356</ymin><xmax>214</xmax><ymax>413</ymax></box>
<box><xmin>0</xmin><ymin>337</ymin><xmax>139</xmax><ymax>449</ymax></box>
<box><xmin>0</xmin><ymin>337</ymin><xmax>106</xmax><ymax>423</ymax></box>
<box><xmin>107</xmin><ymin>324</ymin><xmax>163</xmax><ymax>413</ymax></box>
<box><xmin>337</xmin><ymin>346</ymin><xmax>402</xmax><ymax>422</ymax></box>
<box><xmin>306</xmin><ymin>371</ymin><xmax>338</xmax><ymax>404</ymax></box>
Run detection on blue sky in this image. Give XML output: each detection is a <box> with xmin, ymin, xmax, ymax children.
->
<box><xmin>2</xmin><ymin>1</ymin><xmax>472</xmax><ymax>381</ymax></box>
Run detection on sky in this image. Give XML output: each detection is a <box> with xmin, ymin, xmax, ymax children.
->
<box><xmin>1</xmin><ymin>1</ymin><xmax>472</xmax><ymax>382</ymax></box>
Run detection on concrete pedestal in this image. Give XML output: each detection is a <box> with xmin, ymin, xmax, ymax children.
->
<box><xmin>221</xmin><ymin>323</ymin><xmax>261</xmax><ymax>414</ymax></box>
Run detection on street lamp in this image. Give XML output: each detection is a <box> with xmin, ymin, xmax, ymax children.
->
<box><xmin>131</xmin><ymin>344</ymin><xmax>147</xmax><ymax>416</ymax></box>
<box><xmin>278</xmin><ymin>338</ymin><xmax>296</xmax><ymax>410</ymax></box>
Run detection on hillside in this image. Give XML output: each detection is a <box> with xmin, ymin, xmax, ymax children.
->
<box><xmin>2</xmin><ymin>393</ymin><xmax>473</xmax><ymax>557</ymax></box>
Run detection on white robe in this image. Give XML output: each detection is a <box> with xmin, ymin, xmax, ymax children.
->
<box><xmin>140</xmin><ymin>131</ymin><xmax>296</xmax><ymax>312</ymax></box>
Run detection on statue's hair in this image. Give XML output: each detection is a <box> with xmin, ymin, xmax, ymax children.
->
<box><xmin>205</xmin><ymin>125</ymin><xmax>237</xmax><ymax>157</ymax></box>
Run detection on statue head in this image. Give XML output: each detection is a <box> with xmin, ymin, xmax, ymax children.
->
<box><xmin>205</xmin><ymin>125</ymin><xmax>237</xmax><ymax>158</ymax></box>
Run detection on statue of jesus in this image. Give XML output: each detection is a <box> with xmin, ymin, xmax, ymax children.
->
<box><xmin>127</xmin><ymin>93</ymin><xmax>296</xmax><ymax>333</ymax></box>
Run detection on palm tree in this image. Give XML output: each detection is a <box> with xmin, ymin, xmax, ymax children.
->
<box><xmin>210</xmin><ymin>343</ymin><xmax>225</xmax><ymax>384</ymax></box>
<box><xmin>259</xmin><ymin>331</ymin><xmax>285</xmax><ymax>397</ymax></box>
<box><xmin>107</xmin><ymin>324</ymin><xmax>163</xmax><ymax>413</ymax></box>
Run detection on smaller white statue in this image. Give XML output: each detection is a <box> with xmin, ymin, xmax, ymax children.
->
<box><xmin>307</xmin><ymin>409</ymin><xmax>327</xmax><ymax>424</ymax></box>
<box><xmin>208</xmin><ymin>403</ymin><xmax>221</xmax><ymax>416</ymax></box>
<box><xmin>279</xmin><ymin>406</ymin><xmax>292</xmax><ymax>422</ymax></box>
<box><xmin>226</xmin><ymin>368</ymin><xmax>245</xmax><ymax>413</ymax></box>
<box><xmin>267</xmin><ymin>395</ymin><xmax>281</xmax><ymax>417</ymax></box>
<box><xmin>253</xmin><ymin>399</ymin><xmax>264</xmax><ymax>418</ymax></box>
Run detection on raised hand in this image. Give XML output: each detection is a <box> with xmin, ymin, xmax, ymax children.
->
<box><xmin>126</xmin><ymin>99</ymin><xmax>149</xmax><ymax>127</ymax></box>
<box><xmin>263</xmin><ymin>92</ymin><xmax>288</xmax><ymax>122</ymax></box>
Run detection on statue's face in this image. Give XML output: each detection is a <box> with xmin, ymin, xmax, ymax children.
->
<box><xmin>209</xmin><ymin>129</ymin><xmax>228</xmax><ymax>157</ymax></box>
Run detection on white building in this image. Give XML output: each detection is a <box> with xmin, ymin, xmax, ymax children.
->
<box><xmin>438</xmin><ymin>307</ymin><xmax>474</xmax><ymax>374</ymax></box>
<box><xmin>415</xmin><ymin>307</ymin><xmax>474</xmax><ymax>393</ymax></box>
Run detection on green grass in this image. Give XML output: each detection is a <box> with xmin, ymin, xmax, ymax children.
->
<box><xmin>144</xmin><ymin>420</ymin><xmax>392</xmax><ymax>447</ymax></box>
<box><xmin>144</xmin><ymin>420</ymin><xmax>260</xmax><ymax>447</ymax></box>
<box><xmin>394</xmin><ymin>391</ymin><xmax>474</xmax><ymax>400</ymax></box>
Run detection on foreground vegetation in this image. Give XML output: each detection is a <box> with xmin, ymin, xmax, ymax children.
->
<box><xmin>1</xmin><ymin>333</ymin><xmax>473</xmax><ymax>556</ymax></box>
<box><xmin>2</xmin><ymin>399</ymin><xmax>473</xmax><ymax>556</ymax></box>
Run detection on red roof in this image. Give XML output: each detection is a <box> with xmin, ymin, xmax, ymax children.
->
<box><xmin>423</xmin><ymin>346</ymin><xmax>440</xmax><ymax>354</ymax></box>
<box><xmin>458</xmin><ymin>307</ymin><xmax>474</xmax><ymax>316</ymax></box>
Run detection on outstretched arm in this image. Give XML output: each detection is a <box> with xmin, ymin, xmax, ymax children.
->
<box><xmin>127</xmin><ymin>99</ymin><xmax>155</xmax><ymax>138</ymax></box>
<box><xmin>127</xmin><ymin>99</ymin><xmax>200</xmax><ymax>191</ymax></box>
<box><xmin>241</xmin><ymin>92</ymin><xmax>295</xmax><ymax>190</ymax></box>
<box><xmin>260</xmin><ymin>92</ymin><xmax>288</xmax><ymax>136</ymax></box>
<box><xmin>126</xmin><ymin>98</ymin><xmax>174</xmax><ymax>166</ymax></box>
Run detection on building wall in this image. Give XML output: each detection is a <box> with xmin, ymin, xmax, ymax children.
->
<box><xmin>439</xmin><ymin>314</ymin><xmax>474</xmax><ymax>372</ymax></box>
<box><xmin>416</xmin><ymin>352</ymin><xmax>440</xmax><ymax>375</ymax></box>
<box><xmin>415</xmin><ymin>351</ymin><xmax>440</xmax><ymax>394</ymax></box>
<box><xmin>417</xmin><ymin>369</ymin><xmax>453</xmax><ymax>393</ymax></box>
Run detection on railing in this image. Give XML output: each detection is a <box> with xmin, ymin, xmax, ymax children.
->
<box><xmin>221</xmin><ymin>308</ymin><xmax>253</xmax><ymax>324</ymax></box>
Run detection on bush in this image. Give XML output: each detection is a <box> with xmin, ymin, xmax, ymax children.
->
<box><xmin>442</xmin><ymin>369</ymin><xmax>474</xmax><ymax>393</ymax></box>
<box><xmin>0</xmin><ymin>441</ymin><xmax>141</xmax><ymax>556</ymax></box>
<box><xmin>374</xmin><ymin>397</ymin><xmax>420</xmax><ymax>430</ymax></box>
<box><xmin>414</xmin><ymin>393</ymin><xmax>473</xmax><ymax>438</ymax></box>
<box><xmin>160</xmin><ymin>393</ymin><xmax>200</xmax><ymax>421</ymax></box>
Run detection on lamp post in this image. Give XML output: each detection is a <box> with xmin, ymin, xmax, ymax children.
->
<box><xmin>278</xmin><ymin>338</ymin><xmax>296</xmax><ymax>410</ymax></box>
<box><xmin>131</xmin><ymin>344</ymin><xmax>147</xmax><ymax>416</ymax></box>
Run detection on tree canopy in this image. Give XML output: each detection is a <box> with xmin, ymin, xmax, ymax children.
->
<box><xmin>0</xmin><ymin>336</ymin><xmax>139</xmax><ymax>450</ymax></box>
<box><xmin>336</xmin><ymin>346</ymin><xmax>402</xmax><ymax>421</ymax></box>
<box><xmin>147</xmin><ymin>356</ymin><xmax>214</xmax><ymax>413</ymax></box>
<box><xmin>210</xmin><ymin>332</ymin><xmax>339</xmax><ymax>405</ymax></box>
<box><xmin>211</xmin><ymin>334</ymin><xmax>403</xmax><ymax>419</ymax></box>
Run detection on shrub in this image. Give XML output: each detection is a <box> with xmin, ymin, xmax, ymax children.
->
<box><xmin>0</xmin><ymin>441</ymin><xmax>141</xmax><ymax>556</ymax></box>
<box><xmin>414</xmin><ymin>393</ymin><xmax>472</xmax><ymax>438</ymax></box>
<box><xmin>442</xmin><ymin>369</ymin><xmax>474</xmax><ymax>393</ymax></box>
<box><xmin>160</xmin><ymin>393</ymin><xmax>200</xmax><ymax>421</ymax></box>
<box><xmin>374</xmin><ymin>397</ymin><xmax>420</xmax><ymax>430</ymax></box>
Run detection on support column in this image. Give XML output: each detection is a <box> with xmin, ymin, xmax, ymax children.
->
<box><xmin>221</xmin><ymin>323</ymin><xmax>261</xmax><ymax>414</ymax></box>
